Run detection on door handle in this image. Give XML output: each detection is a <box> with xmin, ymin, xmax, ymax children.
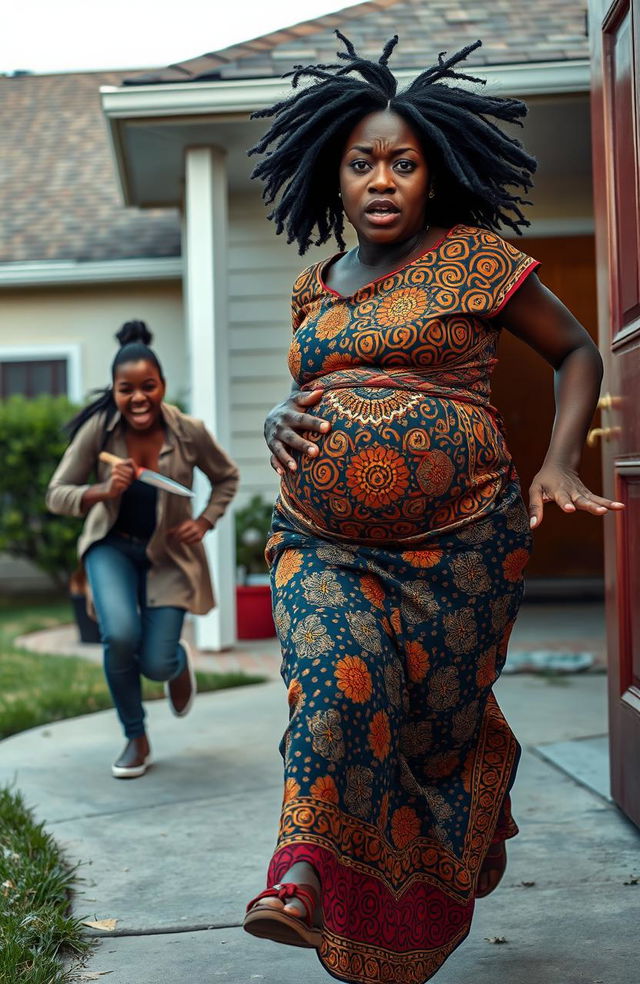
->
<box><xmin>597</xmin><ymin>393</ymin><xmax>622</xmax><ymax>410</ymax></box>
<box><xmin>586</xmin><ymin>426</ymin><xmax>622</xmax><ymax>447</ymax></box>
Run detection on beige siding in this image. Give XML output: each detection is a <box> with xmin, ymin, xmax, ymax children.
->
<box><xmin>227</xmin><ymin>193</ymin><xmax>342</xmax><ymax>507</ymax></box>
<box><xmin>0</xmin><ymin>281</ymin><xmax>186</xmax><ymax>402</ymax></box>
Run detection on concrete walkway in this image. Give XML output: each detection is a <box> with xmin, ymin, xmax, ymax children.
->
<box><xmin>2</xmin><ymin>659</ymin><xmax>639</xmax><ymax>982</ymax></box>
<box><xmin>16</xmin><ymin>599</ymin><xmax>608</xmax><ymax>680</ymax></box>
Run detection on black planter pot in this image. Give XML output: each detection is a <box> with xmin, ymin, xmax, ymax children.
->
<box><xmin>70</xmin><ymin>593</ymin><xmax>101</xmax><ymax>644</ymax></box>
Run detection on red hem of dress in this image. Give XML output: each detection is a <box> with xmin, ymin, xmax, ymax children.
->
<box><xmin>491</xmin><ymin>258</ymin><xmax>541</xmax><ymax>316</ymax></box>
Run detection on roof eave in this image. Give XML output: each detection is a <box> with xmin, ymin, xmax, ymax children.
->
<box><xmin>0</xmin><ymin>257</ymin><xmax>182</xmax><ymax>288</ymax></box>
<box><xmin>101</xmin><ymin>59</ymin><xmax>590</xmax><ymax>117</ymax></box>
<box><xmin>101</xmin><ymin>59</ymin><xmax>590</xmax><ymax>205</ymax></box>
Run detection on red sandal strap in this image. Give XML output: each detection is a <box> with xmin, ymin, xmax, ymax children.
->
<box><xmin>246</xmin><ymin>881</ymin><xmax>317</xmax><ymax>926</ymax></box>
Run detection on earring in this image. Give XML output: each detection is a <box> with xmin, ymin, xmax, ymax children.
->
<box><xmin>428</xmin><ymin>188</ymin><xmax>436</xmax><ymax>200</ymax></box>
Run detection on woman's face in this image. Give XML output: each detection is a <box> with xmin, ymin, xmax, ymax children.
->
<box><xmin>113</xmin><ymin>359</ymin><xmax>165</xmax><ymax>432</ymax></box>
<box><xmin>339</xmin><ymin>110</ymin><xmax>430</xmax><ymax>246</ymax></box>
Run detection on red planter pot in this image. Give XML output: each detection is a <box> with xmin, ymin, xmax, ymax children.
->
<box><xmin>235</xmin><ymin>584</ymin><xmax>276</xmax><ymax>640</ymax></box>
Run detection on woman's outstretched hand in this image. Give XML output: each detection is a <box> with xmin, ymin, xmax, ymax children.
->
<box><xmin>265</xmin><ymin>389</ymin><xmax>330</xmax><ymax>475</ymax></box>
<box><xmin>528</xmin><ymin>462</ymin><xmax>624</xmax><ymax>528</ymax></box>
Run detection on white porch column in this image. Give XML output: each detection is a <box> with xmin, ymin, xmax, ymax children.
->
<box><xmin>183</xmin><ymin>146</ymin><xmax>236</xmax><ymax>651</ymax></box>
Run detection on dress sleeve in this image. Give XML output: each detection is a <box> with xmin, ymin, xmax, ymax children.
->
<box><xmin>291</xmin><ymin>261</ymin><xmax>324</xmax><ymax>333</ymax></box>
<box><xmin>475</xmin><ymin>230</ymin><xmax>541</xmax><ymax>317</ymax></box>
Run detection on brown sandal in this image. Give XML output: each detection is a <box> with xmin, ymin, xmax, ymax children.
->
<box><xmin>476</xmin><ymin>841</ymin><xmax>507</xmax><ymax>899</ymax></box>
<box><xmin>243</xmin><ymin>882</ymin><xmax>322</xmax><ymax>948</ymax></box>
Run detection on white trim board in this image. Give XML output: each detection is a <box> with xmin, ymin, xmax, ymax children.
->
<box><xmin>0</xmin><ymin>257</ymin><xmax>182</xmax><ymax>288</ymax></box>
<box><xmin>0</xmin><ymin>344</ymin><xmax>83</xmax><ymax>402</ymax></box>
<box><xmin>100</xmin><ymin>60</ymin><xmax>591</xmax><ymax>120</ymax></box>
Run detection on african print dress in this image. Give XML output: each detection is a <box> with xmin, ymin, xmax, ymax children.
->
<box><xmin>266</xmin><ymin>225</ymin><xmax>540</xmax><ymax>984</ymax></box>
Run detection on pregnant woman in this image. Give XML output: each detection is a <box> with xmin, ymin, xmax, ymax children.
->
<box><xmin>243</xmin><ymin>36</ymin><xmax>622</xmax><ymax>984</ymax></box>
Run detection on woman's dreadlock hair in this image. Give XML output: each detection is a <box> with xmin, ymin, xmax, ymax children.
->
<box><xmin>249</xmin><ymin>33</ymin><xmax>536</xmax><ymax>254</ymax></box>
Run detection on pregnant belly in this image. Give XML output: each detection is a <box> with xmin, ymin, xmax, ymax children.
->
<box><xmin>279</xmin><ymin>386</ymin><xmax>511</xmax><ymax>542</ymax></box>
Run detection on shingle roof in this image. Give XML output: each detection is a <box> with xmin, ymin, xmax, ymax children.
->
<box><xmin>0</xmin><ymin>0</ymin><xmax>588</xmax><ymax>265</ymax></box>
<box><xmin>0</xmin><ymin>70</ymin><xmax>180</xmax><ymax>263</ymax></box>
<box><xmin>125</xmin><ymin>0</ymin><xmax>589</xmax><ymax>86</ymax></box>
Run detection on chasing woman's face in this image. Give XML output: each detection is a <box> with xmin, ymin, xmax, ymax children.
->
<box><xmin>113</xmin><ymin>359</ymin><xmax>165</xmax><ymax>432</ymax></box>
<box><xmin>339</xmin><ymin>110</ymin><xmax>431</xmax><ymax>246</ymax></box>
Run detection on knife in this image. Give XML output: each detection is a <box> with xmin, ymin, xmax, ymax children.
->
<box><xmin>99</xmin><ymin>452</ymin><xmax>194</xmax><ymax>498</ymax></box>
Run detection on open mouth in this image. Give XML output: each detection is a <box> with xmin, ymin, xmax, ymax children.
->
<box><xmin>365</xmin><ymin>199</ymin><xmax>400</xmax><ymax>216</ymax></box>
<box><xmin>129</xmin><ymin>407</ymin><xmax>152</xmax><ymax>422</ymax></box>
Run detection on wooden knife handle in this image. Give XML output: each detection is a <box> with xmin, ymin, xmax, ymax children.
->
<box><xmin>99</xmin><ymin>451</ymin><xmax>123</xmax><ymax>466</ymax></box>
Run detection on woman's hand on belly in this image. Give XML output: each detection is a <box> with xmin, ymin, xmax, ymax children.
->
<box><xmin>265</xmin><ymin>389</ymin><xmax>331</xmax><ymax>475</ymax></box>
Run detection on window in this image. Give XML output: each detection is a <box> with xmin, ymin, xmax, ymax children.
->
<box><xmin>0</xmin><ymin>346</ymin><xmax>81</xmax><ymax>401</ymax></box>
<box><xmin>0</xmin><ymin>359</ymin><xmax>68</xmax><ymax>398</ymax></box>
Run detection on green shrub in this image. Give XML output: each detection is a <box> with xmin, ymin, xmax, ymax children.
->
<box><xmin>0</xmin><ymin>396</ymin><xmax>81</xmax><ymax>589</ymax></box>
<box><xmin>234</xmin><ymin>494</ymin><xmax>273</xmax><ymax>582</ymax></box>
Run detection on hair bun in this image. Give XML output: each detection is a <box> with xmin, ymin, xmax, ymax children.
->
<box><xmin>116</xmin><ymin>320</ymin><xmax>153</xmax><ymax>347</ymax></box>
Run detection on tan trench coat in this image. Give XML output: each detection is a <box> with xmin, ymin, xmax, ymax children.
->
<box><xmin>46</xmin><ymin>403</ymin><xmax>240</xmax><ymax>615</ymax></box>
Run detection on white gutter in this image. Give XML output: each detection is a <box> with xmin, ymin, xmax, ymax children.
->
<box><xmin>100</xmin><ymin>59</ymin><xmax>591</xmax><ymax>120</ymax></box>
<box><xmin>0</xmin><ymin>256</ymin><xmax>182</xmax><ymax>287</ymax></box>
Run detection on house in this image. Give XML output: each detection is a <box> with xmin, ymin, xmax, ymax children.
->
<box><xmin>0</xmin><ymin>0</ymin><xmax>601</xmax><ymax>646</ymax></box>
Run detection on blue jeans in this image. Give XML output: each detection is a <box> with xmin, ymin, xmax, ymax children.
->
<box><xmin>84</xmin><ymin>533</ymin><xmax>187</xmax><ymax>739</ymax></box>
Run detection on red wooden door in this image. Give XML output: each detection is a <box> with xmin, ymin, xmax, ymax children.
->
<box><xmin>589</xmin><ymin>0</ymin><xmax>640</xmax><ymax>826</ymax></box>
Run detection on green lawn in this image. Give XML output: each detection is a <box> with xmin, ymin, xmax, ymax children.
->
<box><xmin>0</xmin><ymin>596</ymin><xmax>263</xmax><ymax>740</ymax></box>
<box><xmin>0</xmin><ymin>785</ymin><xmax>92</xmax><ymax>984</ymax></box>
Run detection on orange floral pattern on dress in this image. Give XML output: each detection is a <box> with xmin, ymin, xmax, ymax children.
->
<box><xmin>502</xmin><ymin>548</ymin><xmax>530</xmax><ymax>582</ymax></box>
<box><xmin>461</xmin><ymin>748</ymin><xmax>476</xmax><ymax>793</ymax></box>
<box><xmin>287</xmin><ymin>678</ymin><xmax>303</xmax><ymax>708</ymax></box>
<box><xmin>476</xmin><ymin>647</ymin><xmax>497</xmax><ymax>688</ymax></box>
<box><xmin>401</xmin><ymin>549</ymin><xmax>443</xmax><ymax>568</ymax></box>
<box><xmin>288</xmin><ymin>338</ymin><xmax>302</xmax><ymax>377</ymax></box>
<box><xmin>274</xmin><ymin>549</ymin><xmax>304</xmax><ymax>587</ymax></box>
<box><xmin>368</xmin><ymin>710</ymin><xmax>391</xmax><ymax>761</ymax></box>
<box><xmin>310</xmin><ymin>774</ymin><xmax>340</xmax><ymax>804</ymax></box>
<box><xmin>390</xmin><ymin>608</ymin><xmax>402</xmax><ymax>635</ymax></box>
<box><xmin>360</xmin><ymin>574</ymin><xmax>385</xmax><ymax>609</ymax></box>
<box><xmin>315</xmin><ymin>304</ymin><xmax>350</xmax><ymax>338</ymax></box>
<box><xmin>391</xmin><ymin>805</ymin><xmax>421</xmax><ymax>849</ymax></box>
<box><xmin>345</xmin><ymin>446</ymin><xmax>410</xmax><ymax>509</ymax></box>
<box><xmin>283</xmin><ymin>778</ymin><xmax>301</xmax><ymax>803</ymax></box>
<box><xmin>406</xmin><ymin>640</ymin><xmax>430</xmax><ymax>683</ymax></box>
<box><xmin>375</xmin><ymin>287</ymin><xmax>428</xmax><ymax>327</ymax></box>
<box><xmin>335</xmin><ymin>655</ymin><xmax>373</xmax><ymax>703</ymax></box>
<box><xmin>416</xmin><ymin>450</ymin><xmax>455</xmax><ymax>497</ymax></box>
<box><xmin>321</xmin><ymin>352</ymin><xmax>360</xmax><ymax>373</ymax></box>
<box><xmin>377</xmin><ymin>791</ymin><xmax>390</xmax><ymax>832</ymax></box>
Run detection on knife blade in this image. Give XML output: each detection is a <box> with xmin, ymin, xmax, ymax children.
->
<box><xmin>99</xmin><ymin>452</ymin><xmax>194</xmax><ymax>498</ymax></box>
